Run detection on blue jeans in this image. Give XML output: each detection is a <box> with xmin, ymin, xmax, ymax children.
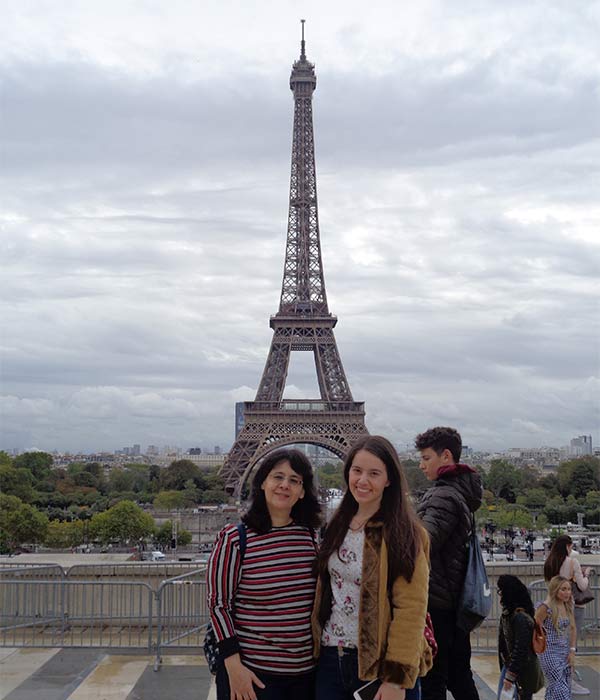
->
<box><xmin>316</xmin><ymin>646</ymin><xmax>421</xmax><ymax>700</ymax></box>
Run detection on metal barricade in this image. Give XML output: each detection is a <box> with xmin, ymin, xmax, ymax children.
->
<box><xmin>528</xmin><ymin>577</ymin><xmax>599</xmax><ymax>653</ymax></box>
<box><xmin>0</xmin><ymin>579</ymin><xmax>154</xmax><ymax>649</ymax></box>
<box><xmin>0</xmin><ymin>564</ymin><xmax>65</xmax><ymax>580</ymax></box>
<box><xmin>154</xmin><ymin>568</ymin><xmax>207</xmax><ymax>670</ymax></box>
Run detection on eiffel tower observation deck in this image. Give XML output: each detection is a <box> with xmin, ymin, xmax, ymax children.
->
<box><xmin>221</xmin><ymin>22</ymin><xmax>368</xmax><ymax>496</ymax></box>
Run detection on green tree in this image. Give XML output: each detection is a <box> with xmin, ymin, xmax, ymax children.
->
<box><xmin>0</xmin><ymin>464</ymin><xmax>35</xmax><ymax>502</ymax></box>
<box><xmin>160</xmin><ymin>460</ymin><xmax>204</xmax><ymax>491</ymax></box>
<box><xmin>556</xmin><ymin>457</ymin><xmax>600</xmax><ymax>497</ymax></box>
<box><xmin>13</xmin><ymin>452</ymin><xmax>53</xmax><ymax>481</ymax></box>
<box><xmin>45</xmin><ymin>520</ymin><xmax>85</xmax><ymax>548</ymax></box>
<box><xmin>153</xmin><ymin>490</ymin><xmax>186</xmax><ymax>510</ymax></box>
<box><xmin>154</xmin><ymin>520</ymin><xmax>192</xmax><ymax>547</ymax></box>
<box><xmin>88</xmin><ymin>500</ymin><xmax>154</xmax><ymax>545</ymax></box>
<box><xmin>0</xmin><ymin>494</ymin><xmax>49</xmax><ymax>553</ymax></box>
<box><xmin>108</xmin><ymin>468</ymin><xmax>135</xmax><ymax>494</ymax></box>
<box><xmin>485</xmin><ymin>460</ymin><xmax>522</xmax><ymax>503</ymax></box>
<box><xmin>523</xmin><ymin>488</ymin><xmax>548</xmax><ymax>510</ymax></box>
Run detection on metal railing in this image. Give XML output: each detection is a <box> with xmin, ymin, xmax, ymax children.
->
<box><xmin>154</xmin><ymin>569</ymin><xmax>208</xmax><ymax>670</ymax></box>
<box><xmin>0</xmin><ymin>564</ymin><xmax>209</xmax><ymax>666</ymax></box>
<box><xmin>469</xmin><ymin>572</ymin><xmax>599</xmax><ymax>654</ymax></box>
<box><xmin>0</xmin><ymin>565</ymin><xmax>597</xmax><ymax>664</ymax></box>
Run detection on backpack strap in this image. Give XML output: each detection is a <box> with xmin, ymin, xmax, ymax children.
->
<box><xmin>236</xmin><ymin>522</ymin><xmax>247</xmax><ymax>561</ymax></box>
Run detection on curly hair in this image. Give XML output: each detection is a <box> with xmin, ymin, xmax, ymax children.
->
<box><xmin>242</xmin><ymin>448</ymin><xmax>322</xmax><ymax>534</ymax></box>
<box><xmin>415</xmin><ymin>426</ymin><xmax>462</xmax><ymax>463</ymax></box>
<box><xmin>315</xmin><ymin>435</ymin><xmax>424</xmax><ymax>586</ymax></box>
<box><xmin>497</xmin><ymin>574</ymin><xmax>535</xmax><ymax>617</ymax></box>
<box><xmin>544</xmin><ymin>534</ymin><xmax>572</xmax><ymax>581</ymax></box>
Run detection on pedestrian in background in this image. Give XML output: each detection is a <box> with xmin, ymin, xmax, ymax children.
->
<box><xmin>312</xmin><ymin>435</ymin><xmax>433</xmax><ymax>700</ymax></box>
<box><xmin>535</xmin><ymin>576</ymin><xmax>577</xmax><ymax>700</ymax></box>
<box><xmin>415</xmin><ymin>426</ymin><xmax>482</xmax><ymax>700</ymax></box>
<box><xmin>207</xmin><ymin>448</ymin><xmax>322</xmax><ymax>700</ymax></box>
<box><xmin>544</xmin><ymin>535</ymin><xmax>591</xmax><ymax>695</ymax></box>
<box><xmin>497</xmin><ymin>574</ymin><xmax>544</xmax><ymax>700</ymax></box>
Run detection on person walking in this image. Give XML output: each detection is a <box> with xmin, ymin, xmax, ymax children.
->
<box><xmin>312</xmin><ymin>435</ymin><xmax>433</xmax><ymax>700</ymax></box>
<box><xmin>497</xmin><ymin>575</ymin><xmax>544</xmax><ymax>700</ymax></box>
<box><xmin>535</xmin><ymin>576</ymin><xmax>577</xmax><ymax>700</ymax></box>
<box><xmin>207</xmin><ymin>448</ymin><xmax>322</xmax><ymax>700</ymax></box>
<box><xmin>544</xmin><ymin>535</ymin><xmax>592</xmax><ymax>695</ymax></box>
<box><xmin>415</xmin><ymin>426</ymin><xmax>482</xmax><ymax>700</ymax></box>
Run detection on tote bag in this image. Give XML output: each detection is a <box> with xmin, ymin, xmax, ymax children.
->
<box><xmin>456</xmin><ymin>516</ymin><xmax>492</xmax><ymax>632</ymax></box>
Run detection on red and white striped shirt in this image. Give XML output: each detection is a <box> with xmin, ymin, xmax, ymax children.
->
<box><xmin>207</xmin><ymin>522</ymin><xmax>317</xmax><ymax>675</ymax></box>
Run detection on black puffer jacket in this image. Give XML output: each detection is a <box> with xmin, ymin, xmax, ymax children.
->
<box><xmin>416</xmin><ymin>468</ymin><xmax>482</xmax><ymax>611</ymax></box>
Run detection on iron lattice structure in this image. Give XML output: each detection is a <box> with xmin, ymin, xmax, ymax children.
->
<box><xmin>221</xmin><ymin>25</ymin><xmax>368</xmax><ymax>496</ymax></box>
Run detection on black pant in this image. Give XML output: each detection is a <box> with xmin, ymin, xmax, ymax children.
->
<box><xmin>216</xmin><ymin>662</ymin><xmax>315</xmax><ymax>700</ymax></box>
<box><xmin>420</xmin><ymin>608</ymin><xmax>480</xmax><ymax>700</ymax></box>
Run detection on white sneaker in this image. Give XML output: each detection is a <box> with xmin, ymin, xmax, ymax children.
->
<box><xmin>571</xmin><ymin>680</ymin><xmax>591</xmax><ymax>695</ymax></box>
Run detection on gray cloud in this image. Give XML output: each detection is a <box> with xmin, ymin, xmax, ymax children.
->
<box><xmin>1</xmin><ymin>1</ymin><xmax>598</xmax><ymax>454</ymax></box>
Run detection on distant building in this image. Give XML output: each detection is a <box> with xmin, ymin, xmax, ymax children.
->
<box><xmin>235</xmin><ymin>402</ymin><xmax>246</xmax><ymax>438</ymax></box>
<box><xmin>189</xmin><ymin>447</ymin><xmax>203</xmax><ymax>455</ymax></box>
<box><xmin>570</xmin><ymin>435</ymin><xmax>593</xmax><ymax>456</ymax></box>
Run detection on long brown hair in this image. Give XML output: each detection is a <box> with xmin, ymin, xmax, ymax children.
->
<box><xmin>316</xmin><ymin>435</ymin><xmax>424</xmax><ymax>585</ymax></box>
<box><xmin>544</xmin><ymin>535</ymin><xmax>572</xmax><ymax>581</ymax></box>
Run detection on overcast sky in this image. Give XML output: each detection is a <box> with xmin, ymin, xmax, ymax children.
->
<box><xmin>1</xmin><ymin>0</ymin><xmax>599</xmax><ymax>455</ymax></box>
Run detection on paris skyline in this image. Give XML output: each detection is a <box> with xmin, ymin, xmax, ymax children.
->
<box><xmin>1</xmin><ymin>1</ymin><xmax>599</xmax><ymax>454</ymax></box>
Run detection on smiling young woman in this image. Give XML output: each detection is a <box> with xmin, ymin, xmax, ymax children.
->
<box><xmin>312</xmin><ymin>435</ymin><xmax>432</xmax><ymax>700</ymax></box>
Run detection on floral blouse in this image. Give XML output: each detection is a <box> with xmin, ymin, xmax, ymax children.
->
<box><xmin>322</xmin><ymin>528</ymin><xmax>364</xmax><ymax>648</ymax></box>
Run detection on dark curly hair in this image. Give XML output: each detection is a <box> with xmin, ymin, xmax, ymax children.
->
<box><xmin>497</xmin><ymin>574</ymin><xmax>535</xmax><ymax>617</ymax></box>
<box><xmin>242</xmin><ymin>448</ymin><xmax>322</xmax><ymax>534</ymax></box>
<box><xmin>415</xmin><ymin>426</ymin><xmax>462</xmax><ymax>463</ymax></box>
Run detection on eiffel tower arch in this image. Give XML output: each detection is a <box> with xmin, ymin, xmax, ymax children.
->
<box><xmin>221</xmin><ymin>23</ymin><xmax>368</xmax><ymax>496</ymax></box>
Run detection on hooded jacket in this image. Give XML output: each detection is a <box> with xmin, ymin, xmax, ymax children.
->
<box><xmin>416</xmin><ymin>465</ymin><xmax>482</xmax><ymax>611</ymax></box>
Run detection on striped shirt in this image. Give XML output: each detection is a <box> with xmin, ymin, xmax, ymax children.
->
<box><xmin>207</xmin><ymin>522</ymin><xmax>318</xmax><ymax>675</ymax></box>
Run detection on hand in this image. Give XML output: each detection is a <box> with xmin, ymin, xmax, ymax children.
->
<box><xmin>503</xmin><ymin>679</ymin><xmax>514</xmax><ymax>691</ymax></box>
<box><xmin>374</xmin><ymin>681</ymin><xmax>406</xmax><ymax>700</ymax></box>
<box><xmin>567</xmin><ymin>651</ymin><xmax>575</xmax><ymax>669</ymax></box>
<box><xmin>224</xmin><ymin>654</ymin><xmax>266</xmax><ymax>700</ymax></box>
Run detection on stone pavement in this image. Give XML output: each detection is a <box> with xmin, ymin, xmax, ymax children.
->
<box><xmin>1</xmin><ymin>647</ymin><xmax>598</xmax><ymax>700</ymax></box>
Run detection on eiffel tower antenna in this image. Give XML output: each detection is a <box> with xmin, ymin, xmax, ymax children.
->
<box><xmin>221</xmin><ymin>26</ymin><xmax>368</xmax><ymax>496</ymax></box>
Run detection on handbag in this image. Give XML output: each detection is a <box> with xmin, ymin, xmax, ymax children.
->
<box><xmin>456</xmin><ymin>515</ymin><xmax>492</xmax><ymax>632</ymax></box>
<box><xmin>424</xmin><ymin>612</ymin><xmax>438</xmax><ymax>658</ymax></box>
<box><xmin>532</xmin><ymin>618</ymin><xmax>547</xmax><ymax>654</ymax></box>
<box><xmin>570</xmin><ymin>560</ymin><xmax>594</xmax><ymax>606</ymax></box>
<box><xmin>203</xmin><ymin>522</ymin><xmax>247</xmax><ymax>674</ymax></box>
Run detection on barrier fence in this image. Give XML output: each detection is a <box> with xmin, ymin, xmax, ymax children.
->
<box><xmin>1</xmin><ymin>565</ymin><xmax>598</xmax><ymax>669</ymax></box>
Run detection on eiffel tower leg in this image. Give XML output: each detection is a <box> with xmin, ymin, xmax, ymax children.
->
<box><xmin>255</xmin><ymin>335</ymin><xmax>292</xmax><ymax>402</ymax></box>
<box><xmin>314</xmin><ymin>329</ymin><xmax>353</xmax><ymax>402</ymax></box>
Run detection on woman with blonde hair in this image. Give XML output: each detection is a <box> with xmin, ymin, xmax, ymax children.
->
<box><xmin>534</xmin><ymin>576</ymin><xmax>577</xmax><ymax>700</ymax></box>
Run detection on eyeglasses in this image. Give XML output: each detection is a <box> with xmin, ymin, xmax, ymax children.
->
<box><xmin>269</xmin><ymin>473</ymin><xmax>303</xmax><ymax>488</ymax></box>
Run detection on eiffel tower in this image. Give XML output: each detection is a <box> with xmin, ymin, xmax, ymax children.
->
<box><xmin>221</xmin><ymin>22</ymin><xmax>368</xmax><ymax>496</ymax></box>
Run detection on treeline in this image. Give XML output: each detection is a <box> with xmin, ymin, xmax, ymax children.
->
<box><xmin>474</xmin><ymin>456</ymin><xmax>600</xmax><ymax>531</ymax></box>
<box><xmin>0</xmin><ymin>451</ymin><xmax>229</xmax><ymax>553</ymax></box>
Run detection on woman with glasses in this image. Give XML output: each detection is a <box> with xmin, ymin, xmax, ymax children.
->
<box><xmin>496</xmin><ymin>574</ymin><xmax>544</xmax><ymax>700</ymax></box>
<box><xmin>207</xmin><ymin>448</ymin><xmax>322</xmax><ymax>700</ymax></box>
<box><xmin>311</xmin><ymin>435</ymin><xmax>432</xmax><ymax>700</ymax></box>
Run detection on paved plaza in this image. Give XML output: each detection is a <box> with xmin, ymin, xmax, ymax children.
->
<box><xmin>1</xmin><ymin>647</ymin><xmax>599</xmax><ymax>700</ymax></box>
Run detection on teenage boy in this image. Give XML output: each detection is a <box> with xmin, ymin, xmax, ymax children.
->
<box><xmin>415</xmin><ymin>426</ymin><xmax>483</xmax><ymax>700</ymax></box>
